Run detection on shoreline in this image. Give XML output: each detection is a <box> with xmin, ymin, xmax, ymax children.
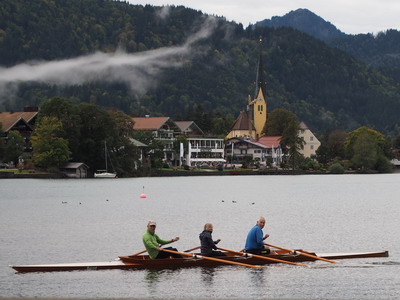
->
<box><xmin>1</xmin><ymin>168</ymin><xmax>395</xmax><ymax>179</ymax></box>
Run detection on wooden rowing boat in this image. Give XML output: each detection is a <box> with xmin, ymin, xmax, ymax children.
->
<box><xmin>10</xmin><ymin>250</ymin><xmax>388</xmax><ymax>273</ymax></box>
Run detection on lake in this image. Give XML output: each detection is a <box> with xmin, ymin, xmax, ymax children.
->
<box><xmin>1</xmin><ymin>174</ymin><xmax>399</xmax><ymax>299</ymax></box>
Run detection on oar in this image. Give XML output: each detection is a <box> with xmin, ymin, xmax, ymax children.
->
<box><xmin>217</xmin><ymin>247</ymin><xmax>307</xmax><ymax>266</ymax></box>
<box><xmin>265</xmin><ymin>243</ymin><xmax>338</xmax><ymax>264</ymax></box>
<box><xmin>184</xmin><ymin>246</ymin><xmax>201</xmax><ymax>252</ymax></box>
<box><xmin>128</xmin><ymin>249</ymin><xmax>147</xmax><ymax>257</ymax></box>
<box><xmin>161</xmin><ymin>248</ymin><xmax>261</xmax><ymax>269</ymax></box>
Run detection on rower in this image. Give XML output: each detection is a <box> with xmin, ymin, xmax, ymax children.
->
<box><xmin>244</xmin><ymin>216</ymin><xmax>277</xmax><ymax>255</ymax></box>
<box><xmin>142</xmin><ymin>220</ymin><xmax>181</xmax><ymax>259</ymax></box>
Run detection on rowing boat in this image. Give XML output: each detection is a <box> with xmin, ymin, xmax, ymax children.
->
<box><xmin>10</xmin><ymin>250</ymin><xmax>388</xmax><ymax>273</ymax></box>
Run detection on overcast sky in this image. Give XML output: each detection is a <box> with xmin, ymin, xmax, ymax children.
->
<box><xmin>127</xmin><ymin>0</ymin><xmax>400</xmax><ymax>34</ymax></box>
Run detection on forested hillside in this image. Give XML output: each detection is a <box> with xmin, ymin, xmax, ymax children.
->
<box><xmin>1</xmin><ymin>0</ymin><xmax>400</xmax><ymax>135</ymax></box>
<box><xmin>330</xmin><ymin>30</ymin><xmax>400</xmax><ymax>81</ymax></box>
<box><xmin>256</xmin><ymin>9</ymin><xmax>400</xmax><ymax>82</ymax></box>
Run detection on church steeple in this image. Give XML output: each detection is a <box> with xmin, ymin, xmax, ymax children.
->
<box><xmin>254</xmin><ymin>37</ymin><xmax>266</xmax><ymax>100</ymax></box>
<box><xmin>251</xmin><ymin>37</ymin><xmax>267</xmax><ymax>138</ymax></box>
<box><xmin>226</xmin><ymin>37</ymin><xmax>267</xmax><ymax>140</ymax></box>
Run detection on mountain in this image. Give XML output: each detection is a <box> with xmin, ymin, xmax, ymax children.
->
<box><xmin>255</xmin><ymin>9</ymin><xmax>400</xmax><ymax>81</ymax></box>
<box><xmin>1</xmin><ymin>0</ymin><xmax>400</xmax><ymax>135</ymax></box>
<box><xmin>255</xmin><ymin>8</ymin><xmax>345</xmax><ymax>42</ymax></box>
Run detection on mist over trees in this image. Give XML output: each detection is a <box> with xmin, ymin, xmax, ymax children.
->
<box><xmin>0</xmin><ymin>0</ymin><xmax>400</xmax><ymax>136</ymax></box>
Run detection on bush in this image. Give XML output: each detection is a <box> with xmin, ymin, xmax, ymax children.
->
<box><xmin>328</xmin><ymin>162</ymin><xmax>345</xmax><ymax>174</ymax></box>
<box><xmin>375</xmin><ymin>155</ymin><xmax>393</xmax><ymax>173</ymax></box>
<box><xmin>300</xmin><ymin>157</ymin><xmax>321</xmax><ymax>170</ymax></box>
<box><xmin>184</xmin><ymin>165</ymin><xmax>190</xmax><ymax>171</ymax></box>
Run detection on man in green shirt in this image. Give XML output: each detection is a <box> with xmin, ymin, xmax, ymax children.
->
<box><xmin>142</xmin><ymin>220</ymin><xmax>181</xmax><ymax>259</ymax></box>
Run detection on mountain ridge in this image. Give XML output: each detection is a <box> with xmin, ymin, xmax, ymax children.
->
<box><xmin>255</xmin><ymin>8</ymin><xmax>400</xmax><ymax>81</ymax></box>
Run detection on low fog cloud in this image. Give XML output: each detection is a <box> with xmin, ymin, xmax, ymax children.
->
<box><xmin>0</xmin><ymin>17</ymin><xmax>218</xmax><ymax>101</ymax></box>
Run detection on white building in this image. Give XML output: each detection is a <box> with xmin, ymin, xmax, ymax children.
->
<box><xmin>186</xmin><ymin>137</ymin><xmax>225</xmax><ymax>167</ymax></box>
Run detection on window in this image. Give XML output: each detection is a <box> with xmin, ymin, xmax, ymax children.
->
<box><xmin>310</xmin><ymin>136</ymin><xmax>314</xmax><ymax>141</ymax></box>
<box><xmin>310</xmin><ymin>145</ymin><xmax>314</xmax><ymax>150</ymax></box>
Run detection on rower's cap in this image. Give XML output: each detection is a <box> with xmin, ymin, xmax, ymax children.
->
<box><xmin>148</xmin><ymin>220</ymin><xmax>157</xmax><ymax>226</ymax></box>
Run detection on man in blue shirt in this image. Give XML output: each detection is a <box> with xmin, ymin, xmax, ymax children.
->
<box><xmin>244</xmin><ymin>216</ymin><xmax>276</xmax><ymax>255</ymax></box>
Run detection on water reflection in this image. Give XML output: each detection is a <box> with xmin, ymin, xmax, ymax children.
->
<box><xmin>144</xmin><ymin>269</ymin><xmax>164</xmax><ymax>296</ymax></box>
<box><xmin>249</xmin><ymin>268</ymin><xmax>268</xmax><ymax>291</ymax></box>
<box><xmin>200</xmin><ymin>267</ymin><xmax>217</xmax><ymax>285</ymax></box>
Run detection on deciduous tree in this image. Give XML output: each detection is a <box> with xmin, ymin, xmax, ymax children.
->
<box><xmin>3</xmin><ymin>130</ymin><xmax>24</xmax><ymax>165</ymax></box>
<box><xmin>31</xmin><ymin>117</ymin><xmax>71</xmax><ymax>169</ymax></box>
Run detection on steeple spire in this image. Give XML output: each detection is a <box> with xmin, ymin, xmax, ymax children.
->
<box><xmin>254</xmin><ymin>37</ymin><xmax>266</xmax><ymax>99</ymax></box>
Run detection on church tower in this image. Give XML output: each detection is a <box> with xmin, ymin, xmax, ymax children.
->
<box><xmin>251</xmin><ymin>38</ymin><xmax>267</xmax><ymax>138</ymax></box>
<box><xmin>226</xmin><ymin>38</ymin><xmax>267</xmax><ymax>140</ymax></box>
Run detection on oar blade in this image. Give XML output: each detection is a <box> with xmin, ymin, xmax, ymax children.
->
<box><xmin>265</xmin><ymin>243</ymin><xmax>338</xmax><ymax>264</ymax></box>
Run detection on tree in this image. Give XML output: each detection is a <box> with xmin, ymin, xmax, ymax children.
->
<box><xmin>76</xmin><ymin>103</ymin><xmax>115</xmax><ymax>170</ymax></box>
<box><xmin>327</xmin><ymin>130</ymin><xmax>347</xmax><ymax>160</ymax></box>
<box><xmin>31</xmin><ymin>117</ymin><xmax>71</xmax><ymax>169</ymax></box>
<box><xmin>108</xmin><ymin>110</ymin><xmax>139</xmax><ymax>176</ymax></box>
<box><xmin>132</xmin><ymin>130</ymin><xmax>165</xmax><ymax>169</ymax></box>
<box><xmin>38</xmin><ymin>97</ymin><xmax>81</xmax><ymax>160</ymax></box>
<box><xmin>3</xmin><ymin>130</ymin><xmax>24</xmax><ymax>165</ymax></box>
<box><xmin>345</xmin><ymin>126</ymin><xmax>389</xmax><ymax>160</ymax></box>
<box><xmin>265</xmin><ymin>108</ymin><xmax>298</xmax><ymax>137</ymax></box>
<box><xmin>265</xmin><ymin>108</ymin><xmax>303</xmax><ymax>169</ymax></box>
<box><xmin>284</xmin><ymin>121</ymin><xmax>304</xmax><ymax>169</ymax></box>
<box><xmin>351</xmin><ymin>130</ymin><xmax>378</xmax><ymax>170</ymax></box>
<box><xmin>0</xmin><ymin>123</ymin><xmax>4</xmax><ymax>160</ymax></box>
<box><xmin>211</xmin><ymin>113</ymin><xmax>234</xmax><ymax>136</ymax></box>
<box><xmin>345</xmin><ymin>126</ymin><xmax>392</xmax><ymax>172</ymax></box>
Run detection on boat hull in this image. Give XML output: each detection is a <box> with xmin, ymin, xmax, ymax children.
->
<box><xmin>94</xmin><ymin>172</ymin><xmax>117</xmax><ymax>178</ymax></box>
<box><xmin>10</xmin><ymin>250</ymin><xmax>389</xmax><ymax>273</ymax></box>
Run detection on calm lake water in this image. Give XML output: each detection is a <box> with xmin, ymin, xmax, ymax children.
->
<box><xmin>1</xmin><ymin>175</ymin><xmax>399</xmax><ymax>299</ymax></box>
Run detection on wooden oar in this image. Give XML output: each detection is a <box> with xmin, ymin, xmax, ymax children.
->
<box><xmin>184</xmin><ymin>246</ymin><xmax>201</xmax><ymax>252</ymax></box>
<box><xmin>265</xmin><ymin>243</ymin><xmax>338</xmax><ymax>264</ymax></box>
<box><xmin>161</xmin><ymin>248</ymin><xmax>261</xmax><ymax>268</ymax></box>
<box><xmin>128</xmin><ymin>249</ymin><xmax>147</xmax><ymax>257</ymax></box>
<box><xmin>129</xmin><ymin>245</ymin><xmax>201</xmax><ymax>257</ymax></box>
<box><xmin>217</xmin><ymin>247</ymin><xmax>307</xmax><ymax>266</ymax></box>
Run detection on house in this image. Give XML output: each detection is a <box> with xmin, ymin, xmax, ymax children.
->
<box><xmin>59</xmin><ymin>162</ymin><xmax>89</xmax><ymax>178</ymax></box>
<box><xmin>226</xmin><ymin>136</ymin><xmax>282</xmax><ymax>167</ymax></box>
<box><xmin>298</xmin><ymin>122</ymin><xmax>321</xmax><ymax>158</ymax></box>
<box><xmin>132</xmin><ymin>116</ymin><xmax>180</xmax><ymax>162</ymax></box>
<box><xmin>175</xmin><ymin>121</ymin><xmax>204</xmax><ymax>137</ymax></box>
<box><xmin>0</xmin><ymin>108</ymin><xmax>39</xmax><ymax>153</ymax></box>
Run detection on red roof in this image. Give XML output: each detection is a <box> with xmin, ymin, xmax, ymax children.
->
<box><xmin>257</xmin><ymin>136</ymin><xmax>282</xmax><ymax>148</ymax></box>
<box><xmin>132</xmin><ymin>117</ymin><xmax>170</xmax><ymax>130</ymax></box>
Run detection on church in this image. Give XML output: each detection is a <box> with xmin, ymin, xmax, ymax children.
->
<box><xmin>225</xmin><ymin>38</ymin><xmax>320</xmax><ymax>166</ymax></box>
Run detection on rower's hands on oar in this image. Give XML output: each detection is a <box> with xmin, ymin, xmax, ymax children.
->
<box><xmin>171</xmin><ymin>237</ymin><xmax>179</xmax><ymax>242</ymax></box>
<box><xmin>263</xmin><ymin>234</ymin><xmax>270</xmax><ymax>240</ymax></box>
